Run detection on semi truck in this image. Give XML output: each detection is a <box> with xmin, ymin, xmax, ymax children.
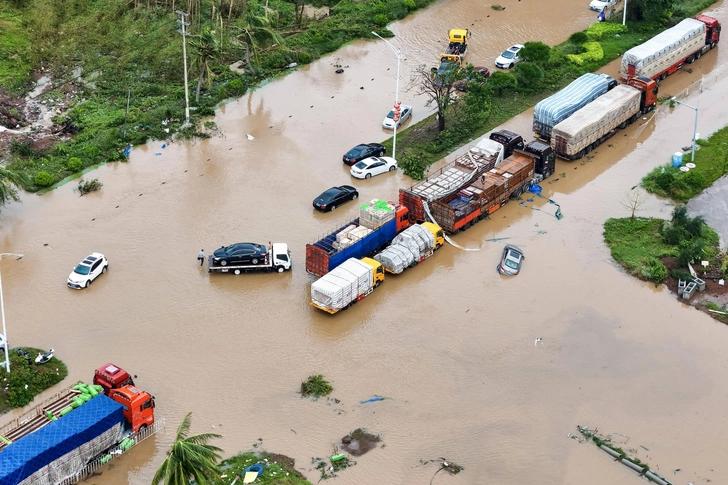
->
<box><xmin>373</xmin><ymin>222</ymin><xmax>444</xmax><ymax>274</ymax></box>
<box><xmin>306</xmin><ymin>202</ymin><xmax>410</xmax><ymax>277</ymax></box>
<box><xmin>310</xmin><ymin>257</ymin><xmax>384</xmax><ymax>314</ymax></box>
<box><xmin>430</xmin><ymin>152</ymin><xmax>543</xmax><ymax>234</ymax></box>
<box><xmin>620</xmin><ymin>15</ymin><xmax>721</xmax><ymax>82</ymax></box>
<box><xmin>399</xmin><ymin>136</ymin><xmax>505</xmax><ymax>224</ymax></box>
<box><xmin>551</xmin><ymin>77</ymin><xmax>658</xmax><ymax>160</ymax></box>
<box><xmin>533</xmin><ymin>73</ymin><xmax>617</xmax><ymax>141</ymax></box>
<box><xmin>209</xmin><ymin>242</ymin><xmax>292</xmax><ymax>275</ymax></box>
<box><xmin>93</xmin><ymin>363</ymin><xmax>135</xmax><ymax>395</ymax></box>
<box><xmin>0</xmin><ymin>370</ymin><xmax>158</xmax><ymax>485</ymax></box>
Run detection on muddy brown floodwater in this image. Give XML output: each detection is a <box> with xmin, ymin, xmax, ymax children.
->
<box><xmin>2</xmin><ymin>0</ymin><xmax>728</xmax><ymax>483</ymax></box>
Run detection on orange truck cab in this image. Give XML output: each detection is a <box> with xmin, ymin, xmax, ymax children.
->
<box><xmin>626</xmin><ymin>75</ymin><xmax>659</xmax><ymax>111</ymax></box>
<box><xmin>94</xmin><ymin>363</ymin><xmax>135</xmax><ymax>395</ymax></box>
<box><xmin>108</xmin><ymin>385</ymin><xmax>155</xmax><ymax>433</ymax></box>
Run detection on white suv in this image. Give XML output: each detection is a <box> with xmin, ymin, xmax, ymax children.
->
<box><xmin>68</xmin><ymin>253</ymin><xmax>109</xmax><ymax>289</ymax></box>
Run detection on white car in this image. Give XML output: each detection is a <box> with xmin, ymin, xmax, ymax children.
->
<box><xmin>68</xmin><ymin>253</ymin><xmax>109</xmax><ymax>289</ymax></box>
<box><xmin>382</xmin><ymin>105</ymin><xmax>412</xmax><ymax>130</ymax></box>
<box><xmin>495</xmin><ymin>44</ymin><xmax>525</xmax><ymax>69</ymax></box>
<box><xmin>350</xmin><ymin>156</ymin><xmax>398</xmax><ymax>179</ymax></box>
<box><xmin>0</xmin><ymin>334</ymin><xmax>7</xmax><ymax>353</ymax></box>
<box><xmin>589</xmin><ymin>0</ymin><xmax>617</xmax><ymax>11</ymax></box>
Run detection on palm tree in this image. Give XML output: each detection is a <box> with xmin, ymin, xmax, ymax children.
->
<box><xmin>235</xmin><ymin>8</ymin><xmax>283</xmax><ymax>73</ymax></box>
<box><xmin>0</xmin><ymin>168</ymin><xmax>29</xmax><ymax>209</ymax></box>
<box><xmin>152</xmin><ymin>412</ymin><xmax>223</xmax><ymax>485</ymax></box>
<box><xmin>190</xmin><ymin>28</ymin><xmax>222</xmax><ymax>103</ymax></box>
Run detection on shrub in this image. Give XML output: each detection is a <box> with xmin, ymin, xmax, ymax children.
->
<box><xmin>301</xmin><ymin>375</ymin><xmax>333</xmax><ymax>397</ymax></box>
<box><xmin>654</xmin><ymin>170</ymin><xmax>676</xmax><ymax>192</ymax></box>
<box><xmin>10</xmin><ymin>140</ymin><xmax>34</xmax><ymax>157</ymax></box>
<box><xmin>514</xmin><ymin>63</ymin><xmax>545</xmax><ymax>92</ymax></box>
<box><xmin>66</xmin><ymin>157</ymin><xmax>83</xmax><ymax>171</ymax></box>
<box><xmin>227</xmin><ymin>78</ymin><xmax>245</xmax><ymax>95</ymax></box>
<box><xmin>403</xmin><ymin>0</ymin><xmax>416</xmax><ymax>9</ymax></box>
<box><xmin>567</xmin><ymin>41</ymin><xmax>604</xmax><ymax>64</ymax></box>
<box><xmin>373</xmin><ymin>14</ymin><xmax>389</xmax><ymax>26</ymax></box>
<box><xmin>519</xmin><ymin>41</ymin><xmax>551</xmax><ymax>64</ymax></box>
<box><xmin>399</xmin><ymin>147</ymin><xmax>430</xmax><ymax>180</ymax></box>
<box><xmin>486</xmin><ymin>71</ymin><xmax>517</xmax><ymax>95</ymax></box>
<box><xmin>648</xmin><ymin>258</ymin><xmax>667</xmax><ymax>284</ymax></box>
<box><xmin>33</xmin><ymin>171</ymin><xmax>55</xmax><ymax>187</ymax></box>
<box><xmin>78</xmin><ymin>178</ymin><xmax>103</xmax><ymax>195</ymax></box>
<box><xmin>568</xmin><ymin>31</ymin><xmax>589</xmax><ymax>45</ymax></box>
<box><xmin>262</xmin><ymin>51</ymin><xmax>287</xmax><ymax>69</ymax></box>
<box><xmin>671</xmin><ymin>268</ymin><xmax>693</xmax><ymax>281</ymax></box>
<box><xmin>83</xmin><ymin>145</ymin><xmax>100</xmax><ymax>159</ymax></box>
<box><xmin>298</xmin><ymin>51</ymin><xmax>312</xmax><ymax>64</ymax></box>
<box><xmin>586</xmin><ymin>23</ymin><xmax>628</xmax><ymax>40</ymax></box>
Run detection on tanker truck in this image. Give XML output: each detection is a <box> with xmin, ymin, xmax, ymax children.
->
<box><xmin>551</xmin><ymin>76</ymin><xmax>658</xmax><ymax>160</ymax></box>
<box><xmin>533</xmin><ymin>73</ymin><xmax>617</xmax><ymax>141</ymax></box>
<box><xmin>620</xmin><ymin>15</ymin><xmax>721</xmax><ymax>82</ymax></box>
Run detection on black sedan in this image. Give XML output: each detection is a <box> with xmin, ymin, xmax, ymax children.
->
<box><xmin>342</xmin><ymin>143</ymin><xmax>386</xmax><ymax>165</ymax></box>
<box><xmin>313</xmin><ymin>185</ymin><xmax>359</xmax><ymax>212</ymax></box>
<box><xmin>212</xmin><ymin>243</ymin><xmax>268</xmax><ymax>266</ymax></box>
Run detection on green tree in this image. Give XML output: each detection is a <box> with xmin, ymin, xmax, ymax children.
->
<box><xmin>627</xmin><ymin>0</ymin><xmax>675</xmax><ymax>23</ymax></box>
<box><xmin>190</xmin><ymin>28</ymin><xmax>222</xmax><ymax>103</ymax></box>
<box><xmin>0</xmin><ymin>168</ymin><xmax>30</xmax><ymax>208</ymax></box>
<box><xmin>152</xmin><ymin>412</ymin><xmax>223</xmax><ymax>485</ymax></box>
<box><xmin>485</xmin><ymin>71</ymin><xmax>517</xmax><ymax>95</ymax></box>
<box><xmin>236</xmin><ymin>8</ymin><xmax>283</xmax><ymax>73</ymax></box>
<box><xmin>519</xmin><ymin>41</ymin><xmax>551</xmax><ymax>64</ymax></box>
<box><xmin>514</xmin><ymin>63</ymin><xmax>545</xmax><ymax>93</ymax></box>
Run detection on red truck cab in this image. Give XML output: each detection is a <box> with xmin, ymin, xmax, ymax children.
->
<box><xmin>627</xmin><ymin>76</ymin><xmax>659</xmax><ymax>111</ymax></box>
<box><xmin>93</xmin><ymin>363</ymin><xmax>135</xmax><ymax>395</ymax></box>
<box><xmin>697</xmin><ymin>15</ymin><xmax>721</xmax><ymax>46</ymax></box>
<box><xmin>108</xmin><ymin>385</ymin><xmax>155</xmax><ymax>433</ymax></box>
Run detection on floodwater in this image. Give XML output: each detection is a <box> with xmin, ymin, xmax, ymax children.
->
<box><xmin>2</xmin><ymin>0</ymin><xmax>728</xmax><ymax>483</ymax></box>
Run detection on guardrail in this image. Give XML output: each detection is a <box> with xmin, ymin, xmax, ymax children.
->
<box><xmin>0</xmin><ymin>383</ymin><xmax>79</xmax><ymax>437</ymax></box>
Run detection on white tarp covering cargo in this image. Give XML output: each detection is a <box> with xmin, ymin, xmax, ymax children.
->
<box><xmin>552</xmin><ymin>85</ymin><xmax>641</xmax><ymax>156</ymax></box>
<box><xmin>620</xmin><ymin>18</ymin><xmax>705</xmax><ymax>80</ymax></box>
<box><xmin>374</xmin><ymin>224</ymin><xmax>435</xmax><ymax>273</ymax></box>
<box><xmin>533</xmin><ymin>73</ymin><xmax>614</xmax><ymax>138</ymax></box>
<box><xmin>311</xmin><ymin>258</ymin><xmax>373</xmax><ymax>311</ymax></box>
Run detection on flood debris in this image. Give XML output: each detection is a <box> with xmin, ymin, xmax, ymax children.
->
<box><xmin>359</xmin><ymin>396</ymin><xmax>386</xmax><ymax>404</ymax></box>
<box><xmin>419</xmin><ymin>457</ymin><xmax>464</xmax><ymax>483</ymax></box>
<box><xmin>312</xmin><ymin>453</ymin><xmax>356</xmax><ymax>480</ymax></box>
<box><xmin>300</xmin><ymin>374</ymin><xmax>333</xmax><ymax>398</ymax></box>
<box><xmin>340</xmin><ymin>428</ymin><xmax>380</xmax><ymax>456</ymax></box>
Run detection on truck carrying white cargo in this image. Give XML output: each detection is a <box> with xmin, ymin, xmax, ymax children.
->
<box><xmin>619</xmin><ymin>16</ymin><xmax>721</xmax><ymax>82</ymax></box>
<box><xmin>310</xmin><ymin>258</ymin><xmax>382</xmax><ymax>313</ymax></box>
<box><xmin>373</xmin><ymin>223</ymin><xmax>443</xmax><ymax>274</ymax></box>
<box><xmin>550</xmin><ymin>77</ymin><xmax>657</xmax><ymax>160</ymax></box>
<box><xmin>533</xmin><ymin>73</ymin><xmax>617</xmax><ymax>141</ymax></box>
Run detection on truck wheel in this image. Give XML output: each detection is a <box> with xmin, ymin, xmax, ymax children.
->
<box><xmin>576</xmin><ymin>150</ymin><xmax>585</xmax><ymax>159</ymax></box>
<box><xmin>220</xmin><ymin>260</ymin><xmax>228</xmax><ymax>266</ymax></box>
<box><xmin>619</xmin><ymin>121</ymin><xmax>628</xmax><ymax>129</ymax></box>
<box><xmin>234</xmin><ymin>269</ymin><xmax>241</xmax><ymax>275</ymax></box>
<box><xmin>276</xmin><ymin>266</ymin><xmax>284</xmax><ymax>273</ymax></box>
<box><xmin>584</xmin><ymin>145</ymin><xmax>592</xmax><ymax>155</ymax></box>
<box><xmin>375</xmin><ymin>280</ymin><xmax>381</xmax><ymax>288</ymax></box>
<box><xmin>711</xmin><ymin>42</ymin><xmax>717</xmax><ymax>49</ymax></box>
<box><xmin>696</xmin><ymin>51</ymin><xmax>702</xmax><ymax>59</ymax></box>
<box><xmin>687</xmin><ymin>55</ymin><xmax>695</xmax><ymax>63</ymax></box>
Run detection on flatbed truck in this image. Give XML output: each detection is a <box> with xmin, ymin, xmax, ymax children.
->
<box><xmin>209</xmin><ymin>242</ymin><xmax>291</xmax><ymax>274</ymax></box>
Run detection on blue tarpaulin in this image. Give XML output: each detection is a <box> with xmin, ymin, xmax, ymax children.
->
<box><xmin>0</xmin><ymin>395</ymin><xmax>124</xmax><ymax>485</ymax></box>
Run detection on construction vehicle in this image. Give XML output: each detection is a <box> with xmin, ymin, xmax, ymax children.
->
<box><xmin>620</xmin><ymin>15</ymin><xmax>721</xmax><ymax>82</ymax></box>
<box><xmin>209</xmin><ymin>242</ymin><xmax>292</xmax><ymax>274</ymax></box>
<box><xmin>551</xmin><ymin>77</ymin><xmax>658</xmax><ymax>160</ymax></box>
<box><xmin>310</xmin><ymin>258</ymin><xmax>384</xmax><ymax>314</ymax></box>
<box><xmin>533</xmin><ymin>73</ymin><xmax>617</xmax><ymax>141</ymax></box>
<box><xmin>373</xmin><ymin>222</ymin><xmax>444</xmax><ymax>274</ymax></box>
<box><xmin>306</xmin><ymin>201</ymin><xmax>410</xmax><ymax>277</ymax></box>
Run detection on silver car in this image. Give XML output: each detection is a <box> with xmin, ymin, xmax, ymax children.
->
<box><xmin>382</xmin><ymin>105</ymin><xmax>413</xmax><ymax>130</ymax></box>
<box><xmin>497</xmin><ymin>244</ymin><xmax>525</xmax><ymax>275</ymax></box>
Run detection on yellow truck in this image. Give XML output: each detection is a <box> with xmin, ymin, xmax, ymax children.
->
<box><xmin>310</xmin><ymin>257</ymin><xmax>384</xmax><ymax>314</ymax></box>
<box><xmin>373</xmin><ymin>222</ymin><xmax>444</xmax><ymax>274</ymax></box>
<box><xmin>433</xmin><ymin>29</ymin><xmax>470</xmax><ymax>84</ymax></box>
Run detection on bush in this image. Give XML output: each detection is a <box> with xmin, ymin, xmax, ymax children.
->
<box><xmin>403</xmin><ymin>0</ymin><xmax>416</xmax><ymax>9</ymax></box>
<box><xmin>486</xmin><ymin>71</ymin><xmax>517</xmax><ymax>95</ymax></box>
<box><xmin>227</xmin><ymin>78</ymin><xmax>245</xmax><ymax>95</ymax></box>
<box><xmin>514</xmin><ymin>63</ymin><xmax>545</xmax><ymax>92</ymax></box>
<box><xmin>519</xmin><ymin>41</ymin><xmax>551</xmax><ymax>64</ymax></box>
<box><xmin>568</xmin><ymin>31</ymin><xmax>589</xmax><ymax>45</ymax></box>
<box><xmin>648</xmin><ymin>258</ymin><xmax>667</xmax><ymax>284</ymax></box>
<box><xmin>78</xmin><ymin>178</ymin><xmax>103</xmax><ymax>195</ymax></box>
<box><xmin>373</xmin><ymin>14</ymin><xmax>389</xmax><ymax>26</ymax></box>
<box><xmin>567</xmin><ymin>41</ymin><xmax>604</xmax><ymax>64</ymax></box>
<box><xmin>301</xmin><ymin>375</ymin><xmax>333</xmax><ymax>397</ymax></box>
<box><xmin>399</xmin><ymin>147</ymin><xmax>430</xmax><ymax>180</ymax></box>
<box><xmin>66</xmin><ymin>157</ymin><xmax>83</xmax><ymax>171</ymax></box>
<box><xmin>298</xmin><ymin>51</ymin><xmax>312</xmax><ymax>64</ymax></box>
<box><xmin>671</xmin><ymin>268</ymin><xmax>693</xmax><ymax>281</ymax></box>
<box><xmin>586</xmin><ymin>23</ymin><xmax>628</xmax><ymax>40</ymax></box>
<box><xmin>34</xmin><ymin>171</ymin><xmax>55</xmax><ymax>187</ymax></box>
<box><xmin>262</xmin><ymin>51</ymin><xmax>287</xmax><ymax>69</ymax></box>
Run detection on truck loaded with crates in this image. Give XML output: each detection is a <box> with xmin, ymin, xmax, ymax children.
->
<box><xmin>533</xmin><ymin>73</ymin><xmax>617</xmax><ymax>141</ymax></box>
<box><xmin>306</xmin><ymin>199</ymin><xmax>410</xmax><ymax>277</ymax></box>
<box><xmin>310</xmin><ymin>222</ymin><xmax>445</xmax><ymax>313</ymax></box>
<box><xmin>551</xmin><ymin>76</ymin><xmax>658</xmax><ymax>160</ymax></box>
<box><xmin>0</xmin><ymin>364</ymin><xmax>160</xmax><ymax>485</ymax></box>
<box><xmin>620</xmin><ymin>15</ymin><xmax>720</xmax><ymax>83</ymax></box>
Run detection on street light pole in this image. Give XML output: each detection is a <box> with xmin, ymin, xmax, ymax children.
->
<box><xmin>372</xmin><ymin>32</ymin><xmax>404</xmax><ymax>162</ymax></box>
<box><xmin>176</xmin><ymin>10</ymin><xmax>191</xmax><ymax>126</ymax></box>
<box><xmin>672</xmin><ymin>97</ymin><xmax>699</xmax><ymax>162</ymax></box>
<box><xmin>623</xmin><ymin>0</ymin><xmax>628</xmax><ymax>25</ymax></box>
<box><xmin>0</xmin><ymin>253</ymin><xmax>23</xmax><ymax>373</ymax></box>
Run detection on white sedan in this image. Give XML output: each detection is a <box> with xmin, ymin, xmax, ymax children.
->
<box><xmin>589</xmin><ymin>0</ymin><xmax>617</xmax><ymax>11</ymax></box>
<box><xmin>495</xmin><ymin>44</ymin><xmax>524</xmax><ymax>69</ymax></box>
<box><xmin>350</xmin><ymin>156</ymin><xmax>398</xmax><ymax>179</ymax></box>
<box><xmin>382</xmin><ymin>105</ymin><xmax>412</xmax><ymax>130</ymax></box>
<box><xmin>68</xmin><ymin>253</ymin><xmax>109</xmax><ymax>289</ymax></box>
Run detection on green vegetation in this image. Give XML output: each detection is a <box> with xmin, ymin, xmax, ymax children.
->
<box><xmin>642</xmin><ymin>124</ymin><xmax>728</xmax><ymax>202</ymax></box>
<box><xmin>300</xmin><ymin>374</ymin><xmax>333</xmax><ymax>397</ymax></box>
<box><xmin>603</xmin><ymin>206</ymin><xmax>719</xmax><ymax>285</ymax></box>
<box><xmin>0</xmin><ymin>0</ymin><xmax>439</xmax><ymax>195</ymax></box>
<box><xmin>0</xmin><ymin>348</ymin><xmax>69</xmax><ymax>413</ymax></box>
<box><xmin>0</xmin><ymin>167</ymin><xmax>30</xmax><ymax>209</ymax></box>
<box><xmin>386</xmin><ymin>0</ymin><xmax>717</xmax><ymax>178</ymax></box>
<box><xmin>77</xmin><ymin>178</ymin><xmax>103</xmax><ymax>195</ymax></box>
<box><xmin>216</xmin><ymin>452</ymin><xmax>312</xmax><ymax>484</ymax></box>
<box><xmin>153</xmin><ymin>412</ymin><xmax>223</xmax><ymax>485</ymax></box>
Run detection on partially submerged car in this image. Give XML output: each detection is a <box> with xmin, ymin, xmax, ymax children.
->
<box><xmin>350</xmin><ymin>156</ymin><xmax>398</xmax><ymax>179</ymax></box>
<box><xmin>313</xmin><ymin>185</ymin><xmax>359</xmax><ymax>212</ymax></box>
<box><xmin>342</xmin><ymin>143</ymin><xmax>386</xmax><ymax>165</ymax></box>
<box><xmin>382</xmin><ymin>105</ymin><xmax>413</xmax><ymax>130</ymax></box>
<box><xmin>497</xmin><ymin>244</ymin><xmax>524</xmax><ymax>275</ymax></box>
<box><xmin>495</xmin><ymin>44</ymin><xmax>525</xmax><ymax>69</ymax></box>
<box><xmin>68</xmin><ymin>253</ymin><xmax>109</xmax><ymax>289</ymax></box>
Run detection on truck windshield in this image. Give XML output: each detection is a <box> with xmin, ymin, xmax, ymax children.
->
<box><xmin>74</xmin><ymin>265</ymin><xmax>91</xmax><ymax>275</ymax></box>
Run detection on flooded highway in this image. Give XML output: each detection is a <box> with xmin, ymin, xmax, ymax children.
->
<box><xmin>2</xmin><ymin>0</ymin><xmax>728</xmax><ymax>483</ymax></box>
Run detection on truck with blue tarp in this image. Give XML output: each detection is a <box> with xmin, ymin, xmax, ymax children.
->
<box><xmin>533</xmin><ymin>73</ymin><xmax>617</xmax><ymax>141</ymax></box>
<box><xmin>0</xmin><ymin>365</ymin><xmax>158</xmax><ymax>485</ymax></box>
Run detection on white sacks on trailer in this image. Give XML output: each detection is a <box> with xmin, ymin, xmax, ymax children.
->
<box><xmin>374</xmin><ymin>224</ymin><xmax>435</xmax><ymax>274</ymax></box>
<box><xmin>620</xmin><ymin>18</ymin><xmax>706</xmax><ymax>80</ymax></box>
<box><xmin>310</xmin><ymin>258</ymin><xmax>373</xmax><ymax>311</ymax></box>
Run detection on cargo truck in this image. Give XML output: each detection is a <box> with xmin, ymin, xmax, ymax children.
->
<box><xmin>310</xmin><ymin>257</ymin><xmax>384</xmax><ymax>314</ymax></box>
<box><xmin>430</xmin><ymin>152</ymin><xmax>542</xmax><ymax>234</ymax></box>
<box><xmin>0</xmin><ymin>378</ymin><xmax>158</xmax><ymax>485</ymax></box>
<box><xmin>373</xmin><ymin>222</ymin><xmax>444</xmax><ymax>274</ymax></box>
<box><xmin>209</xmin><ymin>242</ymin><xmax>292</xmax><ymax>274</ymax></box>
<box><xmin>306</xmin><ymin>201</ymin><xmax>410</xmax><ymax>277</ymax></box>
<box><xmin>551</xmin><ymin>77</ymin><xmax>658</xmax><ymax>160</ymax></box>
<box><xmin>93</xmin><ymin>363</ymin><xmax>135</xmax><ymax>395</ymax></box>
<box><xmin>620</xmin><ymin>15</ymin><xmax>721</xmax><ymax>82</ymax></box>
<box><xmin>533</xmin><ymin>73</ymin><xmax>617</xmax><ymax>141</ymax></box>
<box><xmin>399</xmin><ymin>137</ymin><xmax>505</xmax><ymax>224</ymax></box>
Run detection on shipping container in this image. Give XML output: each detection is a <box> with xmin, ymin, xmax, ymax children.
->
<box><xmin>310</xmin><ymin>258</ymin><xmax>384</xmax><ymax>313</ymax></box>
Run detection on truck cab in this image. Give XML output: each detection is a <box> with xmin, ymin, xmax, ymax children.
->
<box><xmin>421</xmin><ymin>222</ymin><xmax>445</xmax><ymax>249</ymax></box>
<box><xmin>360</xmin><ymin>257</ymin><xmax>385</xmax><ymax>286</ymax></box>
<box><xmin>696</xmin><ymin>15</ymin><xmax>721</xmax><ymax>46</ymax></box>
<box><xmin>108</xmin><ymin>385</ymin><xmax>155</xmax><ymax>433</ymax></box>
<box><xmin>627</xmin><ymin>75</ymin><xmax>658</xmax><ymax>112</ymax></box>
<box><xmin>489</xmin><ymin>129</ymin><xmax>524</xmax><ymax>159</ymax></box>
<box><xmin>94</xmin><ymin>363</ymin><xmax>135</xmax><ymax>395</ymax></box>
<box><xmin>521</xmin><ymin>141</ymin><xmax>556</xmax><ymax>181</ymax></box>
<box><xmin>271</xmin><ymin>243</ymin><xmax>292</xmax><ymax>271</ymax></box>
<box><xmin>446</xmin><ymin>29</ymin><xmax>469</xmax><ymax>55</ymax></box>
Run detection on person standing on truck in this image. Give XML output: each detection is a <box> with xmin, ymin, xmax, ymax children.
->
<box><xmin>198</xmin><ymin>249</ymin><xmax>205</xmax><ymax>266</ymax></box>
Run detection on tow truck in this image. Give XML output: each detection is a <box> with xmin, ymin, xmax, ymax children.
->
<box><xmin>208</xmin><ymin>242</ymin><xmax>292</xmax><ymax>275</ymax></box>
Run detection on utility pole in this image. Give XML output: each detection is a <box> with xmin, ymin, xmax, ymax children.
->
<box><xmin>623</xmin><ymin>0</ymin><xmax>628</xmax><ymax>25</ymax></box>
<box><xmin>176</xmin><ymin>10</ymin><xmax>191</xmax><ymax>126</ymax></box>
<box><xmin>122</xmin><ymin>88</ymin><xmax>131</xmax><ymax>140</ymax></box>
<box><xmin>0</xmin><ymin>253</ymin><xmax>23</xmax><ymax>373</ymax></box>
